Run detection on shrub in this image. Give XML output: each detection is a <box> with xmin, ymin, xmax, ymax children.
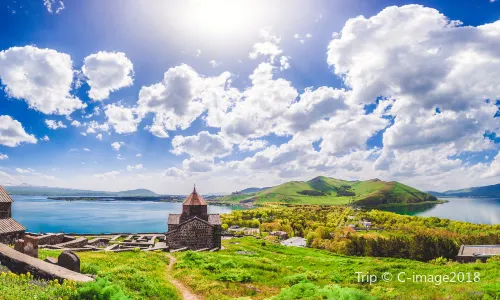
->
<box><xmin>76</xmin><ymin>277</ymin><xmax>129</xmax><ymax>300</ymax></box>
<box><xmin>284</xmin><ymin>274</ymin><xmax>308</xmax><ymax>285</ymax></box>
<box><xmin>429</xmin><ymin>257</ymin><xmax>449</xmax><ymax>265</ymax></box>
<box><xmin>81</xmin><ymin>263</ymin><xmax>99</xmax><ymax>275</ymax></box>
<box><xmin>271</xmin><ymin>282</ymin><xmax>375</xmax><ymax>300</ymax></box>
<box><xmin>217</xmin><ymin>270</ymin><xmax>252</xmax><ymax>283</ymax></box>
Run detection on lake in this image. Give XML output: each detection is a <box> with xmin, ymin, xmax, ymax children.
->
<box><xmin>381</xmin><ymin>197</ymin><xmax>500</xmax><ymax>224</ymax></box>
<box><xmin>10</xmin><ymin>196</ymin><xmax>499</xmax><ymax>233</ymax></box>
<box><xmin>11</xmin><ymin>195</ymin><xmax>234</xmax><ymax>234</ymax></box>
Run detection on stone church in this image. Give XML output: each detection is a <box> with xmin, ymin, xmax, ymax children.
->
<box><xmin>0</xmin><ymin>186</ymin><xmax>26</xmax><ymax>244</ymax></box>
<box><xmin>165</xmin><ymin>186</ymin><xmax>221</xmax><ymax>250</ymax></box>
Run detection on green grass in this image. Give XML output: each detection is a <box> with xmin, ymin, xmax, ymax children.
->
<box><xmin>171</xmin><ymin>237</ymin><xmax>500</xmax><ymax>300</ymax></box>
<box><xmin>218</xmin><ymin>176</ymin><xmax>438</xmax><ymax>207</ymax></box>
<box><xmin>39</xmin><ymin>249</ymin><xmax>181</xmax><ymax>299</ymax></box>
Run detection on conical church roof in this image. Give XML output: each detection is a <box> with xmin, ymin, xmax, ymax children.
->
<box><xmin>183</xmin><ymin>186</ymin><xmax>207</xmax><ymax>206</ymax></box>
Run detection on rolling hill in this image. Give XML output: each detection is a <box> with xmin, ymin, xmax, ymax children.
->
<box><xmin>219</xmin><ymin>176</ymin><xmax>438</xmax><ymax>206</ymax></box>
<box><xmin>428</xmin><ymin>183</ymin><xmax>500</xmax><ymax>198</ymax></box>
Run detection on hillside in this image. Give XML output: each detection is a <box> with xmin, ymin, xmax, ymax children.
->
<box><xmin>3</xmin><ymin>185</ymin><xmax>158</xmax><ymax>197</ymax></box>
<box><xmin>219</xmin><ymin>176</ymin><xmax>438</xmax><ymax>206</ymax></box>
<box><xmin>429</xmin><ymin>183</ymin><xmax>500</xmax><ymax>198</ymax></box>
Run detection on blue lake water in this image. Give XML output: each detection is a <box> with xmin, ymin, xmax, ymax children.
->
<box><xmin>10</xmin><ymin>196</ymin><xmax>499</xmax><ymax>233</ymax></box>
<box><xmin>381</xmin><ymin>197</ymin><xmax>500</xmax><ymax>224</ymax></box>
<box><xmin>11</xmin><ymin>195</ymin><xmax>234</xmax><ymax>234</ymax></box>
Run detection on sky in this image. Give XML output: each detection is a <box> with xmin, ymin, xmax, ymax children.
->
<box><xmin>0</xmin><ymin>0</ymin><xmax>499</xmax><ymax>194</ymax></box>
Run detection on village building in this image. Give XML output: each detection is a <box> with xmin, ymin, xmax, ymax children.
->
<box><xmin>456</xmin><ymin>245</ymin><xmax>500</xmax><ymax>262</ymax></box>
<box><xmin>165</xmin><ymin>186</ymin><xmax>221</xmax><ymax>250</ymax></box>
<box><xmin>0</xmin><ymin>186</ymin><xmax>26</xmax><ymax>244</ymax></box>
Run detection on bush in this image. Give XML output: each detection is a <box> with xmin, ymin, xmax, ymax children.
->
<box><xmin>217</xmin><ymin>270</ymin><xmax>252</xmax><ymax>283</ymax></box>
<box><xmin>81</xmin><ymin>263</ymin><xmax>99</xmax><ymax>275</ymax></box>
<box><xmin>284</xmin><ymin>274</ymin><xmax>308</xmax><ymax>285</ymax></box>
<box><xmin>429</xmin><ymin>257</ymin><xmax>448</xmax><ymax>265</ymax></box>
<box><xmin>76</xmin><ymin>277</ymin><xmax>129</xmax><ymax>300</ymax></box>
<box><xmin>271</xmin><ymin>282</ymin><xmax>375</xmax><ymax>300</ymax></box>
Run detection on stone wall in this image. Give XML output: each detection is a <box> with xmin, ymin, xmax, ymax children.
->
<box><xmin>0</xmin><ymin>203</ymin><xmax>11</xmax><ymax>218</ymax></box>
<box><xmin>36</xmin><ymin>233</ymin><xmax>65</xmax><ymax>245</ymax></box>
<box><xmin>0</xmin><ymin>231</ymin><xmax>24</xmax><ymax>245</ymax></box>
<box><xmin>165</xmin><ymin>219</ymin><xmax>221</xmax><ymax>250</ymax></box>
<box><xmin>55</xmin><ymin>237</ymin><xmax>88</xmax><ymax>248</ymax></box>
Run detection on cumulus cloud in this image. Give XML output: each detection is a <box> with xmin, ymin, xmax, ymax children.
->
<box><xmin>71</xmin><ymin>120</ymin><xmax>82</xmax><ymax>127</ymax></box>
<box><xmin>171</xmin><ymin>131</ymin><xmax>233</xmax><ymax>158</ymax></box>
<box><xmin>82</xmin><ymin>51</ymin><xmax>134</xmax><ymax>101</ymax></box>
<box><xmin>238</xmin><ymin>139</ymin><xmax>268</xmax><ymax>152</ymax></box>
<box><xmin>137</xmin><ymin>64</ymin><xmax>234</xmax><ymax>138</ymax></box>
<box><xmin>279</xmin><ymin>56</ymin><xmax>290</xmax><ymax>70</ymax></box>
<box><xmin>96</xmin><ymin>134</ymin><xmax>103</xmax><ymax>140</ymax></box>
<box><xmin>162</xmin><ymin>167</ymin><xmax>184</xmax><ymax>178</ymax></box>
<box><xmin>86</xmin><ymin>121</ymin><xmax>109</xmax><ymax>133</ymax></box>
<box><xmin>0</xmin><ymin>46</ymin><xmax>85</xmax><ymax>115</ymax></box>
<box><xmin>111</xmin><ymin>141</ymin><xmax>124</xmax><ymax>151</ymax></box>
<box><xmin>45</xmin><ymin>119</ymin><xmax>67</xmax><ymax>130</ymax></box>
<box><xmin>0</xmin><ymin>115</ymin><xmax>37</xmax><ymax>147</ymax></box>
<box><xmin>94</xmin><ymin>171</ymin><xmax>120</xmax><ymax>180</ymax></box>
<box><xmin>41</xmin><ymin>135</ymin><xmax>50</xmax><ymax>142</ymax></box>
<box><xmin>126</xmin><ymin>164</ymin><xmax>143</xmax><ymax>171</ymax></box>
<box><xmin>182</xmin><ymin>157</ymin><xmax>213</xmax><ymax>173</ymax></box>
<box><xmin>43</xmin><ymin>0</ymin><xmax>65</xmax><ymax>14</ymax></box>
<box><xmin>0</xmin><ymin>153</ymin><xmax>8</xmax><ymax>160</ymax></box>
<box><xmin>482</xmin><ymin>152</ymin><xmax>500</xmax><ymax>178</ymax></box>
<box><xmin>104</xmin><ymin>104</ymin><xmax>141</xmax><ymax>134</ymax></box>
<box><xmin>249</xmin><ymin>28</ymin><xmax>282</xmax><ymax>63</ymax></box>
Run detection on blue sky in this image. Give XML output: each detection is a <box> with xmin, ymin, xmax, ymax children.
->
<box><xmin>0</xmin><ymin>0</ymin><xmax>499</xmax><ymax>194</ymax></box>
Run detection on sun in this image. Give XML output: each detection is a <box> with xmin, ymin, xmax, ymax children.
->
<box><xmin>183</xmin><ymin>0</ymin><xmax>260</xmax><ymax>37</ymax></box>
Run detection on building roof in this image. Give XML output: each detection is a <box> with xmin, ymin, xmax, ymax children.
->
<box><xmin>183</xmin><ymin>186</ymin><xmax>207</xmax><ymax>206</ymax></box>
<box><xmin>168</xmin><ymin>214</ymin><xmax>221</xmax><ymax>226</ymax></box>
<box><xmin>0</xmin><ymin>218</ymin><xmax>25</xmax><ymax>234</ymax></box>
<box><xmin>457</xmin><ymin>245</ymin><xmax>500</xmax><ymax>257</ymax></box>
<box><xmin>0</xmin><ymin>186</ymin><xmax>13</xmax><ymax>203</ymax></box>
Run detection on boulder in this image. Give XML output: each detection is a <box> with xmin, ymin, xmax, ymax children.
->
<box><xmin>57</xmin><ymin>251</ymin><xmax>80</xmax><ymax>273</ymax></box>
<box><xmin>22</xmin><ymin>237</ymin><xmax>38</xmax><ymax>259</ymax></box>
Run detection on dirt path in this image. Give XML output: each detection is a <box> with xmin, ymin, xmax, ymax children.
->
<box><xmin>166</xmin><ymin>254</ymin><xmax>202</xmax><ymax>300</ymax></box>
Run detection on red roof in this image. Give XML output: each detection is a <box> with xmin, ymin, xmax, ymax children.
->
<box><xmin>0</xmin><ymin>186</ymin><xmax>13</xmax><ymax>203</ymax></box>
<box><xmin>183</xmin><ymin>187</ymin><xmax>207</xmax><ymax>206</ymax></box>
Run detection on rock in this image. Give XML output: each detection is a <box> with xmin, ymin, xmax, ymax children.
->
<box><xmin>57</xmin><ymin>251</ymin><xmax>80</xmax><ymax>273</ymax></box>
<box><xmin>22</xmin><ymin>241</ymin><xmax>38</xmax><ymax>259</ymax></box>
<box><xmin>14</xmin><ymin>239</ymin><xmax>24</xmax><ymax>253</ymax></box>
<box><xmin>44</xmin><ymin>257</ymin><xmax>58</xmax><ymax>264</ymax></box>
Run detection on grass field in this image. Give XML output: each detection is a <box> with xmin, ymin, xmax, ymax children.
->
<box><xmin>218</xmin><ymin>176</ymin><xmax>437</xmax><ymax>207</ymax></box>
<box><xmin>0</xmin><ymin>249</ymin><xmax>181</xmax><ymax>300</ymax></box>
<box><xmin>171</xmin><ymin>237</ymin><xmax>500</xmax><ymax>300</ymax></box>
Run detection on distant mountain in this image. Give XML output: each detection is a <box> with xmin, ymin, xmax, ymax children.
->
<box><xmin>219</xmin><ymin>176</ymin><xmax>438</xmax><ymax>207</ymax></box>
<box><xmin>239</xmin><ymin>187</ymin><xmax>271</xmax><ymax>194</ymax></box>
<box><xmin>3</xmin><ymin>185</ymin><xmax>158</xmax><ymax>197</ymax></box>
<box><xmin>428</xmin><ymin>183</ymin><xmax>500</xmax><ymax>198</ymax></box>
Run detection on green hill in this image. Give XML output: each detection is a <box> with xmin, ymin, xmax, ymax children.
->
<box><xmin>219</xmin><ymin>176</ymin><xmax>438</xmax><ymax>206</ymax></box>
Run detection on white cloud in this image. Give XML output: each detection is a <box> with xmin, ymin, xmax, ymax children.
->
<box><xmin>117</xmin><ymin>154</ymin><xmax>125</xmax><ymax>160</ymax></box>
<box><xmin>249</xmin><ymin>29</ymin><xmax>282</xmax><ymax>63</ymax></box>
<box><xmin>136</xmin><ymin>153</ymin><xmax>142</xmax><ymax>157</ymax></box>
<box><xmin>41</xmin><ymin>135</ymin><xmax>50</xmax><ymax>142</ymax></box>
<box><xmin>182</xmin><ymin>157</ymin><xmax>213</xmax><ymax>173</ymax></box>
<box><xmin>43</xmin><ymin>0</ymin><xmax>65</xmax><ymax>14</ymax></box>
<box><xmin>83</xmin><ymin>148</ymin><xmax>90</xmax><ymax>152</ymax></box>
<box><xmin>305</xmin><ymin>33</ymin><xmax>312</xmax><ymax>38</ymax></box>
<box><xmin>94</xmin><ymin>171</ymin><xmax>120</xmax><ymax>180</ymax></box>
<box><xmin>279</xmin><ymin>56</ymin><xmax>290</xmax><ymax>70</ymax></box>
<box><xmin>80</xmin><ymin>132</ymin><xmax>87</xmax><ymax>136</ymax></box>
<box><xmin>45</xmin><ymin>119</ymin><xmax>67</xmax><ymax>130</ymax></box>
<box><xmin>209</xmin><ymin>60</ymin><xmax>220</xmax><ymax>68</ymax></box>
<box><xmin>171</xmin><ymin>131</ymin><xmax>233</xmax><ymax>158</ymax></box>
<box><xmin>86</xmin><ymin>121</ymin><xmax>109</xmax><ymax>133</ymax></box>
<box><xmin>96</xmin><ymin>133</ymin><xmax>103</xmax><ymax>140</ymax></box>
<box><xmin>0</xmin><ymin>115</ymin><xmax>37</xmax><ymax>147</ymax></box>
<box><xmin>127</xmin><ymin>164</ymin><xmax>143</xmax><ymax>171</ymax></box>
<box><xmin>104</xmin><ymin>104</ymin><xmax>141</xmax><ymax>134</ymax></box>
<box><xmin>162</xmin><ymin>167</ymin><xmax>184</xmax><ymax>178</ymax></box>
<box><xmin>111</xmin><ymin>142</ymin><xmax>124</xmax><ymax>151</ymax></box>
<box><xmin>0</xmin><ymin>46</ymin><xmax>85</xmax><ymax>115</ymax></box>
<box><xmin>82</xmin><ymin>51</ymin><xmax>134</xmax><ymax>101</ymax></box>
<box><xmin>0</xmin><ymin>153</ymin><xmax>8</xmax><ymax>160</ymax></box>
<box><xmin>16</xmin><ymin>168</ymin><xmax>36</xmax><ymax>174</ymax></box>
<box><xmin>137</xmin><ymin>64</ymin><xmax>234</xmax><ymax>138</ymax></box>
<box><xmin>482</xmin><ymin>152</ymin><xmax>500</xmax><ymax>178</ymax></box>
<box><xmin>238</xmin><ymin>139</ymin><xmax>268</xmax><ymax>152</ymax></box>
<box><xmin>71</xmin><ymin>120</ymin><xmax>82</xmax><ymax>127</ymax></box>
